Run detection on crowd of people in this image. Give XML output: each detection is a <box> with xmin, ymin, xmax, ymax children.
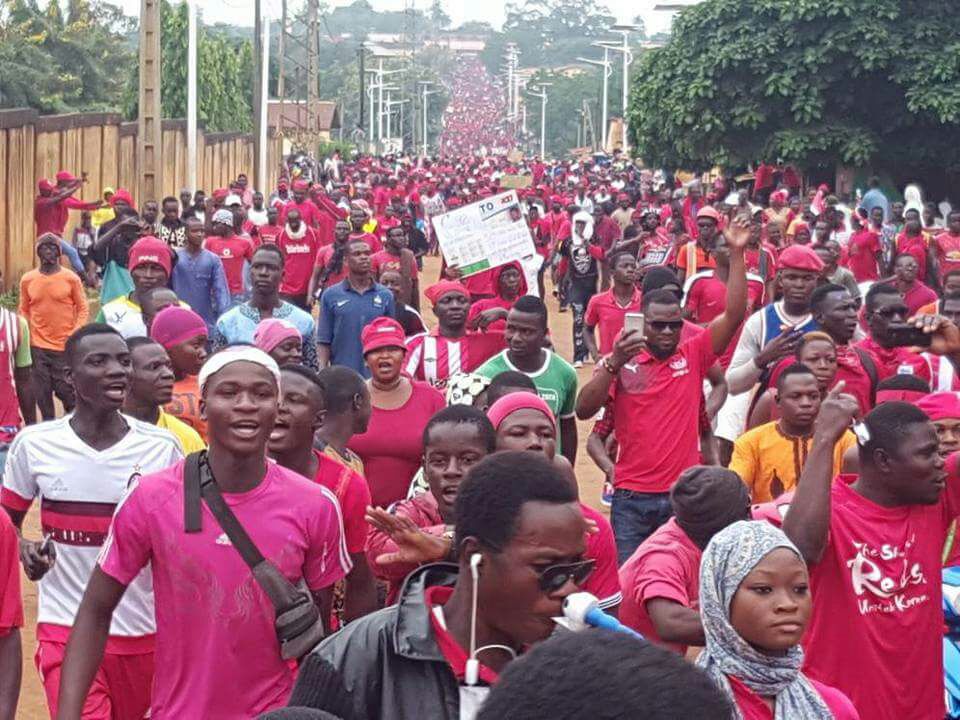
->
<box><xmin>0</xmin><ymin>137</ymin><xmax>958</xmax><ymax>720</ymax></box>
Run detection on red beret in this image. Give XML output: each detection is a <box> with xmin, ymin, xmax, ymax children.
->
<box><xmin>778</xmin><ymin>245</ymin><xmax>824</xmax><ymax>272</ymax></box>
<box><xmin>425</xmin><ymin>280</ymin><xmax>470</xmax><ymax>305</ymax></box>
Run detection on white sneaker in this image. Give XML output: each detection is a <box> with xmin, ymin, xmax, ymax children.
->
<box><xmin>573</xmin><ymin>360</ymin><xmax>584</xmax><ymax>369</ymax></box>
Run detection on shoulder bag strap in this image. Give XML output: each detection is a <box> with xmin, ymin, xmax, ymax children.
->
<box><xmin>196</xmin><ymin>452</ymin><xmax>265</xmax><ymax>569</ymax></box>
<box><xmin>184</xmin><ymin>451</ymin><xmax>204</xmax><ymax>534</ymax></box>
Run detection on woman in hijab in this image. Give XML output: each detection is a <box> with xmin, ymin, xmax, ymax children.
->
<box><xmin>698</xmin><ymin>520</ymin><xmax>858</xmax><ymax>719</ymax></box>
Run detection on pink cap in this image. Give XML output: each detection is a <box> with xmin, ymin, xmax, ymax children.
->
<box><xmin>253</xmin><ymin>318</ymin><xmax>301</xmax><ymax>354</ymax></box>
<box><xmin>150</xmin><ymin>306</ymin><xmax>207</xmax><ymax>349</ymax></box>
<box><xmin>128</xmin><ymin>236</ymin><xmax>173</xmax><ymax>275</ymax></box>
<box><xmin>696</xmin><ymin>206</ymin><xmax>721</xmax><ymax>222</ymax></box>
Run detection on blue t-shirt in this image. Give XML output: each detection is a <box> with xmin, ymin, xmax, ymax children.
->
<box><xmin>317</xmin><ymin>280</ymin><xmax>395</xmax><ymax>376</ymax></box>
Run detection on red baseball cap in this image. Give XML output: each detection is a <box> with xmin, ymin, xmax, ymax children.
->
<box><xmin>778</xmin><ymin>245</ymin><xmax>824</xmax><ymax>273</ymax></box>
<box><xmin>361</xmin><ymin>317</ymin><xmax>407</xmax><ymax>355</ymax></box>
<box><xmin>56</xmin><ymin>170</ymin><xmax>77</xmax><ymax>183</ymax></box>
<box><xmin>917</xmin><ymin>392</ymin><xmax>960</xmax><ymax>420</ymax></box>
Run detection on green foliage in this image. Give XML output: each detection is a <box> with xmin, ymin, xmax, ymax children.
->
<box><xmin>526</xmin><ymin>69</ymin><xmax>604</xmax><ymax>155</ymax></box>
<box><xmin>123</xmin><ymin>0</ymin><xmax>254</xmax><ymax>132</ymax></box>
<box><xmin>0</xmin><ymin>0</ymin><xmax>134</xmax><ymax>114</ymax></box>
<box><xmin>629</xmin><ymin>0</ymin><xmax>960</xmax><ymax>175</ymax></box>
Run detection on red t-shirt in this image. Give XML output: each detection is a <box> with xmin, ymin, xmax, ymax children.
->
<box><xmin>256</xmin><ymin>223</ymin><xmax>283</xmax><ymax>246</ymax></box>
<box><xmin>0</xmin><ymin>510</ymin><xmax>23</xmax><ymax>635</ymax></box>
<box><xmin>580</xmin><ymin>503</ymin><xmax>621</xmax><ymax>610</ymax></box>
<box><xmin>426</xmin><ymin>585</ymin><xmax>499</xmax><ymax>685</ymax></box>
<box><xmin>204</xmin><ymin>235</ymin><xmax>254</xmax><ymax>294</ymax></box>
<box><xmin>279</xmin><ymin>199</ymin><xmax>321</xmax><ymax>229</ymax></box>
<box><xmin>728</xmin><ymin>675</ymin><xmax>859</xmax><ymax>719</ymax></box>
<box><xmin>371</xmin><ymin>250</ymin><xmax>419</xmax><ymax>281</ymax></box>
<box><xmin>802</xmin><ymin>461</ymin><xmax>960</xmax><ymax>720</ymax></box>
<box><xmin>347</xmin><ymin>381</ymin><xmax>445</xmax><ymax>507</ymax></box>
<box><xmin>277</xmin><ymin>227</ymin><xmax>321</xmax><ymax>295</ymax></box>
<box><xmin>618</xmin><ymin>518</ymin><xmax>700</xmax><ymax>655</ymax></box>
<box><xmin>845</xmin><ymin>229</ymin><xmax>882</xmax><ymax>281</ymax></box>
<box><xmin>935</xmin><ymin>231</ymin><xmax>960</xmax><ymax>281</ymax></box>
<box><xmin>902</xmin><ymin>281</ymin><xmax>938</xmax><ymax>315</ymax></box>
<box><xmin>584</xmin><ymin>288</ymin><xmax>642</xmax><ymax>355</ymax></box>
<box><xmin>312</xmin><ymin>450</ymin><xmax>370</xmax><ymax>554</ymax></box>
<box><xmin>745</xmin><ymin>244</ymin><xmax>778</xmax><ymax>281</ymax></box>
<box><xmin>896</xmin><ymin>232</ymin><xmax>929</xmax><ymax>280</ymax></box>
<box><xmin>594</xmin><ymin>216</ymin><xmax>622</xmax><ymax>253</ymax></box>
<box><xmin>684</xmin><ymin>272</ymin><xmax>765</xmax><ymax>369</ymax></box>
<box><xmin>608</xmin><ymin>328</ymin><xmax>717</xmax><ymax>492</ymax></box>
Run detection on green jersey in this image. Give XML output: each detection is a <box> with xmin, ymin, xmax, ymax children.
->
<box><xmin>476</xmin><ymin>349</ymin><xmax>578</xmax><ymax>420</ymax></box>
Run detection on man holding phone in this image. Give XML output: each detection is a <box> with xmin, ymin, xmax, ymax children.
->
<box><xmin>576</xmin><ymin>217</ymin><xmax>752</xmax><ymax>562</ymax></box>
<box><xmin>855</xmin><ymin>282</ymin><xmax>932</xmax><ymax>381</ymax></box>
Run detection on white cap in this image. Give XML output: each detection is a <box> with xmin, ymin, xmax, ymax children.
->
<box><xmin>224</xmin><ymin>193</ymin><xmax>243</xmax><ymax>206</ymax></box>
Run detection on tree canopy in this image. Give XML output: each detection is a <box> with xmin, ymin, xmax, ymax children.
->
<box><xmin>0</xmin><ymin>0</ymin><xmax>134</xmax><ymax>113</ymax></box>
<box><xmin>628</xmin><ymin>0</ymin><xmax>960</xmax><ymax>176</ymax></box>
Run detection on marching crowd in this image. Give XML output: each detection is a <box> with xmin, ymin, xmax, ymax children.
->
<box><xmin>0</xmin><ymin>144</ymin><xmax>958</xmax><ymax>720</ymax></box>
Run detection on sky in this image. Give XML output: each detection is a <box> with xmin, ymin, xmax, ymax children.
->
<box><xmin>115</xmin><ymin>0</ymin><xmax>677</xmax><ymax>35</ymax></box>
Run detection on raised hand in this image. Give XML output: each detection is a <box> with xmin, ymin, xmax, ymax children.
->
<box><xmin>365</xmin><ymin>507</ymin><xmax>451</xmax><ymax>566</ymax></box>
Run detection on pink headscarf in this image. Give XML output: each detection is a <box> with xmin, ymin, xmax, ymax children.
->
<box><xmin>253</xmin><ymin>318</ymin><xmax>301</xmax><ymax>354</ymax></box>
<box><xmin>487</xmin><ymin>392</ymin><xmax>555</xmax><ymax>431</ymax></box>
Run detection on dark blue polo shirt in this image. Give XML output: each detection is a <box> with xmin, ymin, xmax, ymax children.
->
<box><xmin>317</xmin><ymin>279</ymin><xmax>396</xmax><ymax>376</ymax></box>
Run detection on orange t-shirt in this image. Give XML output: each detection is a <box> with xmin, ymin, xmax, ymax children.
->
<box><xmin>18</xmin><ymin>268</ymin><xmax>89</xmax><ymax>351</ymax></box>
<box><xmin>165</xmin><ymin>375</ymin><xmax>206</xmax><ymax>441</ymax></box>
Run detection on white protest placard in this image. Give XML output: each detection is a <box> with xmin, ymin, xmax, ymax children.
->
<box><xmin>431</xmin><ymin>191</ymin><xmax>540</xmax><ymax>289</ymax></box>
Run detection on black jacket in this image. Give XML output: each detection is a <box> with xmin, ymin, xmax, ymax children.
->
<box><xmin>288</xmin><ymin>563</ymin><xmax>464</xmax><ymax>720</ymax></box>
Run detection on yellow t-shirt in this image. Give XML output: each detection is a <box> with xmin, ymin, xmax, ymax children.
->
<box><xmin>156</xmin><ymin>410</ymin><xmax>206</xmax><ymax>455</ymax></box>
<box><xmin>729</xmin><ymin>423</ymin><xmax>856</xmax><ymax>503</ymax></box>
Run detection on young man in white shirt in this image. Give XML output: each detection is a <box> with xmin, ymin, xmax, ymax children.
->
<box><xmin>1</xmin><ymin>324</ymin><xmax>183</xmax><ymax>719</ymax></box>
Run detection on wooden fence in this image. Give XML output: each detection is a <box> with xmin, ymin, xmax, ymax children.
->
<box><xmin>0</xmin><ymin>109</ymin><xmax>283</xmax><ymax>283</ymax></box>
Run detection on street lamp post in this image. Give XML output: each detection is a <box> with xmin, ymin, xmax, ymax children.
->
<box><xmin>527</xmin><ymin>83</ymin><xmax>551</xmax><ymax>158</ymax></box>
<box><xmin>577</xmin><ymin>47</ymin><xmax>613</xmax><ymax>151</ymax></box>
<box><xmin>418</xmin><ymin>81</ymin><xmax>436</xmax><ymax>157</ymax></box>
<box><xmin>600</xmin><ymin>24</ymin><xmax>639</xmax><ymax>155</ymax></box>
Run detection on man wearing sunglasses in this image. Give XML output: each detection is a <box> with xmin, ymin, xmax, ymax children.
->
<box><xmin>855</xmin><ymin>281</ymin><xmax>933</xmax><ymax>382</ymax></box>
<box><xmin>288</xmin><ymin>451</ymin><xmax>591</xmax><ymax>720</ymax></box>
<box><xmin>577</xmin><ymin>217</ymin><xmax>751</xmax><ymax>563</ymax></box>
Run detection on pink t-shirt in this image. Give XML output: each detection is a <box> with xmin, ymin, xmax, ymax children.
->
<box><xmin>728</xmin><ymin>675</ymin><xmax>860</xmax><ymax>719</ymax></box>
<box><xmin>0</xmin><ymin>510</ymin><xmax>22</xmax><ymax>634</ymax></box>
<box><xmin>347</xmin><ymin>381</ymin><xmax>445</xmax><ymax>507</ymax></box>
<box><xmin>99</xmin><ymin>460</ymin><xmax>351</xmax><ymax>719</ymax></box>
<box><xmin>802</xmin><ymin>462</ymin><xmax>960</xmax><ymax>720</ymax></box>
<box><xmin>618</xmin><ymin>518</ymin><xmax>700</xmax><ymax>654</ymax></box>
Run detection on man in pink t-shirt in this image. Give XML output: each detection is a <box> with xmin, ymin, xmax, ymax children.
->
<box><xmin>57</xmin><ymin>348</ymin><xmax>351</xmax><ymax>719</ymax></box>
<box><xmin>619</xmin><ymin>466</ymin><xmax>750</xmax><ymax>654</ymax></box>
<box><xmin>784</xmin><ymin>357</ymin><xmax>960</xmax><ymax>720</ymax></box>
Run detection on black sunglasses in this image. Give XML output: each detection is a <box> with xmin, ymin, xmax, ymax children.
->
<box><xmin>649</xmin><ymin>320</ymin><xmax>684</xmax><ymax>332</ymax></box>
<box><xmin>874</xmin><ymin>305</ymin><xmax>909</xmax><ymax>319</ymax></box>
<box><xmin>536</xmin><ymin>558</ymin><xmax>596</xmax><ymax>594</ymax></box>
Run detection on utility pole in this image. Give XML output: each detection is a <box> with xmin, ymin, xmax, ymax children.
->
<box><xmin>306</xmin><ymin>0</ymin><xmax>320</xmax><ymax>135</ymax></box>
<box><xmin>256</xmin><ymin>4</ymin><xmax>269</xmax><ymax>191</ymax></box>
<box><xmin>527</xmin><ymin>84</ymin><xmax>550</xmax><ymax>159</ymax></box>
<box><xmin>358</xmin><ymin>46</ymin><xmax>365</xmax><ymax>141</ymax></box>
<box><xmin>186</xmin><ymin>0</ymin><xmax>197</xmax><ymax>192</ymax></box>
<box><xmin>138</xmin><ymin>0</ymin><xmax>162</xmax><ymax>204</ymax></box>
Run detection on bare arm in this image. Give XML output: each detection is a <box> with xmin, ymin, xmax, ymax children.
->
<box><xmin>342</xmin><ymin>552</ymin><xmax>378</xmax><ymax>622</ymax></box>
<box><xmin>559</xmin><ymin>416</ymin><xmax>578</xmax><ymax>465</ymax></box>
<box><xmin>311</xmin><ymin>587</ymin><xmax>334</xmax><ymax>629</ymax></box>
<box><xmin>586</xmin><ymin>431</ymin><xmax>615</xmax><ymax>484</ymax></box>
<box><xmin>0</xmin><ymin>629</ymin><xmax>20</xmax><ymax>720</ymax></box>
<box><xmin>708</xmin><ymin>220</ymin><xmax>749</xmax><ymax>356</ymax></box>
<box><xmin>646</xmin><ymin>598</ymin><xmax>705</xmax><ymax>646</ymax></box>
<box><xmin>582</xmin><ymin>323</ymin><xmax>600</xmax><ymax>363</ymax></box>
<box><xmin>317</xmin><ymin>344</ymin><xmax>331</xmax><ymax>369</ymax></box>
<box><xmin>56</xmin><ymin>568</ymin><xmax>127</xmax><ymax>720</ymax></box>
<box><xmin>704</xmin><ymin>364</ymin><xmax>727</xmax><ymax>420</ymax></box>
<box><xmin>782</xmin><ymin>385</ymin><xmax>859</xmax><ymax>564</ymax></box>
<box><xmin>14</xmin><ymin>367</ymin><xmax>35</xmax><ymax>426</ymax></box>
